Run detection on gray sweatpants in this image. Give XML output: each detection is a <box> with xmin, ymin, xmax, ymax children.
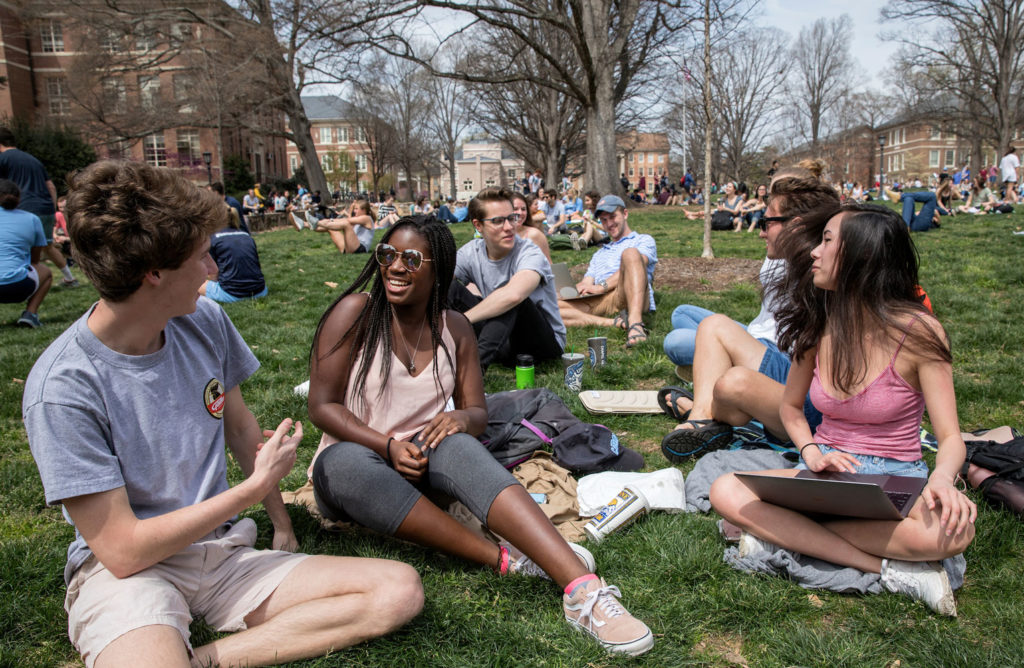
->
<box><xmin>311</xmin><ymin>432</ymin><xmax>518</xmax><ymax>535</ymax></box>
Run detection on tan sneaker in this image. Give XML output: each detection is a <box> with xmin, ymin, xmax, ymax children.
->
<box><xmin>563</xmin><ymin>577</ymin><xmax>653</xmax><ymax>656</ymax></box>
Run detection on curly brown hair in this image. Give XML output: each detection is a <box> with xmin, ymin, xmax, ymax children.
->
<box><xmin>65</xmin><ymin>160</ymin><xmax>226</xmax><ymax>302</ymax></box>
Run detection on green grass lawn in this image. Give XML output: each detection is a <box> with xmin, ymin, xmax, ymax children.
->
<box><xmin>2</xmin><ymin>207</ymin><xmax>1024</xmax><ymax>666</ymax></box>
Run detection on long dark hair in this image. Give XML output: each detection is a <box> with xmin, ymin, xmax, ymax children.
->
<box><xmin>310</xmin><ymin>214</ymin><xmax>458</xmax><ymax>403</ymax></box>
<box><xmin>775</xmin><ymin>203</ymin><xmax>951</xmax><ymax>394</ymax></box>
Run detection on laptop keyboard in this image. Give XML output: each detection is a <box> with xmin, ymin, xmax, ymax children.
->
<box><xmin>885</xmin><ymin>491</ymin><xmax>913</xmax><ymax>509</ymax></box>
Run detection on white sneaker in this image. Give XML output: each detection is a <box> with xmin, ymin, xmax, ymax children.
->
<box><xmin>737</xmin><ymin>531</ymin><xmax>780</xmax><ymax>558</ymax></box>
<box><xmin>569</xmin><ymin>231</ymin><xmax>583</xmax><ymax>251</ymax></box>
<box><xmin>501</xmin><ymin>541</ymin><xmax>595</xmax><ymax>579</ymax></box>
<box><xmin>563</xmin><ymin>577</ymin><xmax>654</xmax><ymax>656</ymax></box>
<box><xmin>880</xmin><ymin>559</ymin><xmax>957</xmax><ymax>616</ymax></box>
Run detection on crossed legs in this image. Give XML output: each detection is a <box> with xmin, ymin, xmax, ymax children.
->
<box><xmin>557</xmin><ymin>248</ymin><xmax>649</xmax><ymax>331</ymax></box>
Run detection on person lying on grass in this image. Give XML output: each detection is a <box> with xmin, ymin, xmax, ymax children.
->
<box><xmin>305</xmin><ymin>214</ymin><xmax>654</xmax><ymax>657</ymax></box>
<box><xmin>710</xmin><ymin>203</ymin><xmax>976</xmax><ymax>616</ymax></box>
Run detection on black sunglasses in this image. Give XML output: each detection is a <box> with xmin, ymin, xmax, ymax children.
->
<box><xmin>756</xmin><ymin>215</ymin><xmax>792</xmax><ymax>231</ymax></box>
<box><xmin>479</xmin><ymin>215</ymin><xmax>518</xmax><ymax>227</ymax></box>
<box><xmin>374</xmin><ymin>243</ymin><xmax>433</xmax><ymax>272</ymax></box>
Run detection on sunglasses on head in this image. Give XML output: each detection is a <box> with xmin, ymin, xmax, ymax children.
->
<box><xmin>374</xmin><ymin>243</ymin><xmax>433</xmax><ymax>272</ymax></box>
<box><xmin>756</xmin><ymin>215</ymin><xmax>792</xmax><ymax>231</ymax></box>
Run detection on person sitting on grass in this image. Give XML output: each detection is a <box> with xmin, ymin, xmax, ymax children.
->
<box><xmin>306</xmin><ymin>214</ymin><xmax>653</xmax><ymax>657</ymax></box>
<box><xmin>448</xmin><ymin>187</ymin><xmax>566</xmax><ymax>369</ymax></box>
<box><xmin>540</xmin><ymin>188</ymin><xmax>568</xmax><ymax>234</ymax></box>
<box><xmin>556</xmin><ymin>195</ymin><xmax>658</xmax><ymax>348</ymax></box>
<box><xmin>511</xmin><ymin>191</ymin><xmax>552</xmax><ymax>263</ymax></box>
<box><xmin>709</xmin><ymin>203</ymin><xmax>976</xmax><ymax>616</ymax></box>
<box><xmin>658</xmin><ymin>168</ymin><xmax>840</xmax><ymax>459</ymax></box>
<box><xmin>741</xmin><ymin>184</ymin><xmax>768</xmax><ymax>232</ymax></box>
<box><xmin>956</xmin><ymin>175</ymin><xmax>999</xmax><ymax>214</ymax></box>
<box><xmin>199</xmin><ymin>207</ymin><xmax>269</xmax><ymax>303</ymax></box>
<box><xmin>0</xmin><ymin>179</ymin><xmax>51</xmax><ymax>327</ymax></box>
<box><xmin>23</xmin><ymin>160</ymin><xmax>422</xmax><ymax>668</ymax></box>
<box><xmin>316</xmin><ymin>199</ymin><xmax>376</xmax><ymax>254</ymax></box>
<box><xmin>883</xmin><ymin>174</ymin><xmax>957</xmax><ymax>232</ymax></box>
<box><xmin>716</xmin><ymin>182</ymin><xmax>745</xmax><ymax>231</ymax></box>
<box><xmin>375</xmin><ymin>193</ymin><xmax>400</xmax><ymax>229</ymax></box>
<box><xmin>567</xmin><ymin>189</ymin><xmax>607</xmax><ymax>249</ymax></box>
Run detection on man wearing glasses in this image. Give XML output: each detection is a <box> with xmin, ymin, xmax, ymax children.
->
<box><xmin>448</xmin><ymin>187</ymin><xmax>566</xmax><ymax>368</ymax></box>
<box><xmin>659</xmin><ymin>172</ymin><xmax>840</xmax><ymax>460</ymax></box>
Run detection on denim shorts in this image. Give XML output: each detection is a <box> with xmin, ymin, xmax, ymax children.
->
<box><xmin>205</xmin><ymin>281</ymin><xmax>269</xmax><ymax>303</ymax></box>
<box><xmin>797</xmin><ymin>443</ymin><xmax>929</xmax><ymax>479</ymax></box>
<box><xmin>758</xmin><ymin>340</ymin><xmax>823</xmax><ymax>430</ymax></box>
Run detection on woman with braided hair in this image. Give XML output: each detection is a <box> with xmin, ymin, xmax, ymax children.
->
<box><xmin>307</xmin><ymin>214</ymin><xmax>653</xmax><ymax>656</ymax></box>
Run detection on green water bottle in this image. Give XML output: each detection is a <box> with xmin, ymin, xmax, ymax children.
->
<box><xmin>515</xmin><ymin>354</ymin><xmax>535</xmax><ymax>389</ymax></box>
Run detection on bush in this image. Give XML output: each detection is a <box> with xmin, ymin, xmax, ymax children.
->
<box><xmin>222</xmin><ymin>154</ymin><xmax>255</xmax><ymax>197</ymax></box>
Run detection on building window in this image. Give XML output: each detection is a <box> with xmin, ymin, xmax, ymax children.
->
<box><xmin>929</xmin><ymin>150</ymin><xmax>939</xmax><ymax>168</ymax></box>
<box><xmin>290</xmin><ymin>156</ymin><xmax>298</xmax><ymax>173</ymax></box>
<box><xmin>647</xmin><ymin>153</ymin><xmax>653</xmax><ymax>163</ymax></box>
<box><xmin>629</xmin><ymin>153</ymin><xmax>634</xmax><ymax>162</ymax></box>
<box><xmin>170</xmin><ymin>23</ymin><xmax>192</xmax><ymax>43</ymax></box>
<box><xmin>507</xmin><ymin>169</ymin><xmax>516</xmax><ymax>178</ymax></box>
<box><xmin>931</xmin><ymin>127</ymin><xmax>941</xmax><ymax>140</ymax></box>
<box><xmin>658</xmin><ymin>154</ymin><xmax>665</xmax><ymax>163</ymax></box>
<box><xmin>99</xmin><ymin>29</ymin><xmax>123</xmax><ymax>53</ymax></box>
<box><xmin>322</xmin><ymin>154</ymin><xmax>332</xmax><ymax>171</ymax></box>
<box><xmin>40</xmin><ymin>20</ymin><xmax>64</xmax><ymax>52</ymax></box>
<box><xmin>144</xmin><ymin>134</ymin><xmax>167</xmax><ymax>167</ymax></box>
<box><xmin>355</xmin><ymin>128</ymin><xmax>366</xmax><ymax>143</ymax></box>
<box><xmin>102</xmin><ymin>78</ymin><xmax>127</xmax><ymax>114</ymax></box>
<box><xmin>945</xmin><ymin>149</ymin><xmax>955</xmax><ymax>167</ymax></box>
<box><xmin>138</xmin><ymin>75</ymin><xmax>160</xmax><ymax>110</ymax></box>
<box><xmin>647</xmin><ymin>167</ymin><xmax>653</xmax><ymax>176</ymax></box>
<box><xmin>356</xmin><ymin>154</ymin><xmax>367</xmax><ymax>170</ymax></box>
<box><xmin>628</xmin><ymin>167</ymin><xmax>634</xmax><ymax>177</ymax></box>
<box><xmin>134</xmin><ymin>23</ymin><xmax>157</xmax><ymax>51</ymax></box>
<box><xmin>336</xmin><ymin>127</ymin><xmax>348</xmax><ymax>143</ymax></box>
<box><xmin>175</xmin><ymin>129</ymin><xmax>200</xmax><ymax>165</ymax></box>
<box><xmin>319</xmin><ymin>127</ymin><xmax>332</xmax><ymax>144</ymax></box>
<box><xmin>462</xmin><ymin>178</ymin><xmax>473</xmax><ymax>191</ymax></box>
<box><xmin>108</xmin><ymin>139</ymin><xmax>131</xmax><ymax>160</ymax></box>
<box><xmin>47</xmin><ymin>78</ymin><xmax>70</xmax><ymax>116</ymax></box>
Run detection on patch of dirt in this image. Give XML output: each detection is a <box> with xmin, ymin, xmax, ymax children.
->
<box><xmin>570</xmin><ymin>256</ymin><xmax>761</xmax><ymax>293</ymax></box>
<box><xmin>694</xmin><ymin>632</ymin><xmax>750</xmax><ymax>667</ymax></box>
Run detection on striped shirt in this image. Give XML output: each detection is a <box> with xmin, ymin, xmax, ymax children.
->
<box><xmin>585</xmin><ymin>230</ymin><xmax>658</xmax><ymax>310</ymax></box>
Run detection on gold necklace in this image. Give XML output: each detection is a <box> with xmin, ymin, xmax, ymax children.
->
<box><xmin>393</xmin><ymin>308</ymin><xmax>427</xmax><ymax>373</ymax></box>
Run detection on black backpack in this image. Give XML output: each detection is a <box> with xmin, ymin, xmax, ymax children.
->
<box><xmin>710</xmin><ymin>210</ymin><xmax>734</xmax><ymax>230</ymax></box>
<box><xmin>480</xmin><ymin>389</ymin><xmax>582</xmax><ymax>467</ymax></box>
<box><xmin>964</xmin><ymin>430</ymin><xmax>1024</xmax><ymax>516</ymax></box>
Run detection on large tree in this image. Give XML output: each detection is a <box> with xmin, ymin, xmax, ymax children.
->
<box><xmin>789</xmin><ymin>14</ymin><xmax>857</xmax><ymax>150</ymax></box>
<box><xmin>374</xmin><ymin>0</ymin><xmax>691</xmax><ymax>196</ymax></box>
<box><xmin>882</xmin><ymin>0</ymin><xmax>1024</xmax><ymax>163</ymax></box>
<box><xmin>425</xmin><ymin>53</ymin><xmax>478</xmax><ymax>200</ymax></box>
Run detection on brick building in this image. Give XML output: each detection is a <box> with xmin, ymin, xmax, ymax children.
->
<box><xmin>617</xmin><ymin>131</ymin><xmax>670</xmax><ymax>193</ymax></box>
<box><xmin>438</xmin><ymin>138</ymin><xmax>526</xmax><ymax>201</ymax></box>
<box><xmin>285</xmin><ymin>95</ymin><xmax>370</xmax><ymax>194</ymax></box>
<box><xmin>0</xmin><ymin>4</ymin><xmax>287</xmax><ymax>185</ymax></box>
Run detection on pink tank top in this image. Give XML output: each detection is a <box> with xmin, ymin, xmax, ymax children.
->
<box><xmin>809</xmin><ymin>321</ymin><xmax>926</xmax><ymax>461</ymax></box>
<box><xmin>345</xmin><ymin>313</ymin><xmax>457</xmax><ymax>442</ymax></box>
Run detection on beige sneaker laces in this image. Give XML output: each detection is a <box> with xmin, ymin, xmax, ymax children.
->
<box><xmin>578</xmin><ymin>584</ymin><xmax>625</xmax><ymax>629</ymax></box>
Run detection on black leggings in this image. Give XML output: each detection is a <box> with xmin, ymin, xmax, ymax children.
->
<box><xmin>312</xmin><ymin>432</ymin><xmax>518</xmax><ymax>535</ymax></box>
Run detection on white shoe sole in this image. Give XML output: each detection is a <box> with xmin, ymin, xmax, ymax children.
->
<box><xmin>564</xmin><ymin>617</ymin><xmax>654</xmax><ymax>656</ymax></box>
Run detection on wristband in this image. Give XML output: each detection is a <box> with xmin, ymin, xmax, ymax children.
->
<box><xmin>799</xmin><ymin>442</ymin><xmax>819</xmax><ymax>459</ymax></box>
<box><xmin>385</xmin><ymin>437</ymin><xmax>394</xmax><ymax>465</ymax></box>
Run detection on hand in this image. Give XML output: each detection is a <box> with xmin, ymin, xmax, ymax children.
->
<box><xmin>389</xmin><ymin>439</ymin><xmax>427</xmax><ymax>482</ymax></box>
<box><xmin>254</xmin><ymin>419</ymin><xmax>302</xmax><ymax>488</ymax></box>
<box><xmin>420</xmin><ymin>411</ymin><xmax>469</xmax><ymax>450</ymax></box>
<box><xmin>577</xmin><ymin>282</ymin><xmax>603</xmax><ymax>296</ymax></box>
<box><xmin>922</xmin><ymin>475</ymin><xmax>977</xmax><ymax>537</ymax></box>
<box><xmin>804</xmin><ymin>446</ymin><xmax>861</xmax><ymax>474</ymax></box>
<box><xmin>272</xmin><ymin>526</ymin><xmax>299</xmax><ymax>552</ymax></box>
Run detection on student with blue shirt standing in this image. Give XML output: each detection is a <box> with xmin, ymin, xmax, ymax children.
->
<box><xmin>0</xmin><ymin>179</ymin><xmax>51</xmax><ymax>327</ymax></box>
<box><xmin>557</xmin><ymin>195</ymin><xmax>657</xmax><ymax>347</ymax></box>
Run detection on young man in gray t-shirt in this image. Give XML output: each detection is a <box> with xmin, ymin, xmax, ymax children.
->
<box><xmin>23</xmin><ymin>161</ymin><xmax>421</xmax><ymax>667</ymax></box>
<box><xmin>449</xmin><ymin>186</ymin><xmax>566</xmax><ymax>368</ymax></box>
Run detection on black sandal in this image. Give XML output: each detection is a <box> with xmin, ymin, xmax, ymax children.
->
<box><xmin>661</xmin><ymin>419</ymin><xmax>732</xmax><ymax>463</ymax></box>
<box><xmin>656</xmin><ymin>386</ymin><xmax>693</xmax><ymax>421</ymax></box>
<box><xmin>625</xmin><ymin>322</ymin><xmax>648</xmax><ymax>348</ymax></box>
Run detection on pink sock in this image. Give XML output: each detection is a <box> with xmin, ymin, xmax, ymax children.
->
<box><xmin>564</xmin><ymin>573</ymin><xmax>599</xmax><ymax>596</ymax></box>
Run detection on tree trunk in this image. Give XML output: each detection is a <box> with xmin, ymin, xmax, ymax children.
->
<box><xmin>586</xmin><ymin>65</ymin><xmax>620</xmax><ymax>197</ymax></box>
<box><xmin>701</xmin><ymin>0</ymin><xmax>714</xmax><ymax>259</ymax></box>
<box><xmin>448</xmin><ymin>151</ymin><xmax>457</xmax><ymax>200</ymax></box>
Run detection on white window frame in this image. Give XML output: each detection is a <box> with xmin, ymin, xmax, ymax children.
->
<box><xmin>138</xmin><ymin>75</ymin><xmax>160</xmax><ymax>110</ymax></box>
<box><xmin>336</xmin><ymin>127</ymin><xmax>348</xmax><ymax>143</ymax></box>
<box><xmin>144</xmin><ymin>133</ymin><xmax>167</xmax><ymax>167</ymax></box>
<box><xmin>319</xmin><ymin>127</ymin><xmax>332</xmax><ymax>144</ymax></box>
<box><xmin>47</xmin><ymin>78</ymin><xmax>70</xmax><ymax>115</ymax></box>
<box><xmin>175</xmin><ymin>129</ymin><xmax>200</xmax><ymax>164</ymax></box>
<box><xmin>40</xmin><ymin>20</ymin><xmax>64</xmax><ymax>53</ymax></box>
<box><xmin>103</xmin><ymin>78</ymin><xmax>127</xmax><ymax>114</ymax></box>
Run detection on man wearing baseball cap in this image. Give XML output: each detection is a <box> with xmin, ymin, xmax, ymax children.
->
<box><xmin>557</xmin><ymin>195</ymin><xmax>657</xmax><ymax>347</ymax></box>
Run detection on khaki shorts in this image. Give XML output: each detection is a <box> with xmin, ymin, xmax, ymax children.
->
<box><xmin>65</xmin><ymin>518</ymin><xmax>309</xmax><ymax>668</ymax></box>
<box><xmin>563</xmin><ymin>282</ymin><xmax>650</xmax><ymax>317</ymax></box>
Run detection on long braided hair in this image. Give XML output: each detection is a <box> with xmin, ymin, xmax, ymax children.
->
<box><xmin>311</xmin><ymin>214</ymin><xmax>458</xmax><ymax>405</ymax></box>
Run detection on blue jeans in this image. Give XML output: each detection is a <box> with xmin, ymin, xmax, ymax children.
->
<box><xmin>900</xmin><ymin>191</ymin><xmax>938</xmax><ymax>231</ymax></box>
<box><xmin>663</xmin><ymin>305</ymin><xmax>745</xmax><ymax>366</ymax></box>
<box><xmin>796</xmin><ymin>444</ymin><xmax>929</xmax><ymax>478</ymax></box>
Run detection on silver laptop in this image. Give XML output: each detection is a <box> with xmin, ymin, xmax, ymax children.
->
<box><xmin>735</xmin><ymin>470</ymin><xmax>927</xmax><ymax>520</ymax></box>
<box><xmin>552</xmin><ymin>262</ymin><xmax>584</xmax><ymax>300</ymax></box>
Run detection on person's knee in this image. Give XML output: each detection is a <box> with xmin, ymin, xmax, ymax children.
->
<box><xmin>709</xmin><ymin>473</ymin><xmax>742</xmax><ymax>520</ymax></box>
<box><xmin>713</xmin><ymin>367</ymin><xmax>755</xmax><ymax>406</ymax></box>
<box><xmin>312</xmin><ymin>442</ymin><xmax>378</xmax><ymax>508</ymax></box>
<box><xmin>370</xmin><ymin>562</ymin><xmax>424</xmax><ymax>632</ymax></box>
<box><xmin>34</xmin><ymin>262</ymin><xmax>52</xmax><ymax>281</ymax></box>
<box><xmin>662</xmin><ymin>328</ymin><xmax>696</xmax><ymax>364</ymax></box>
<box><xmin>620</xmin><ymin>248</ymin><xmax>643</xmax><ymax>270</ymax></box>
<box><xmin>695</xmin><ymin>313</ymin><xmax>735</xmax><ymax>344</ymax></box>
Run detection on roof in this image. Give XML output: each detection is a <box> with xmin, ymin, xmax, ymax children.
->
<box><xmin>617</xmin><ymin>130</ymin><xmax>670</xmax><ymax>153</ymax></box>
<box><xmin>301</xmin><ymin>95</ymin><xmax>358</xmax><ymax>121</ymax></box>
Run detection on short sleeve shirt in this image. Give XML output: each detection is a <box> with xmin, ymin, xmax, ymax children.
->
<box><xmin>22</xmin><ymin>297</ymin><xmax>260</xmax><ymax>583</ymax></box>
<box><xmin>454</xmin><ymin>236</ymin><xmax>567</xmax><ymax>348</ymax></box>
<box><xmin>540</xmin><ymin>201</ymin><xmax>565</xmax><ymax>228</ymax></box>
<box><xmin>0</xmin><ymin>148</ymin><xmax>54</xmax><ymax>217</ymax></box>
<box><xmin>1000</xmin><ymin>153</ymin><xmax>1020</xmax><ymax>182</ymax></box>
<box><xmin>585</xmin><ymin>230</ymin><xmax>659</xmax><ymax>310</ymax></box>
<box><xmin>0</xmin><ymin>208</ymin><xmax>46</xmax><ymax>284</ymax></box>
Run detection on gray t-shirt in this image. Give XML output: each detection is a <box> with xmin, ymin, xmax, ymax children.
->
<box><xmin>353</xmin><ymin>222</ymin><xmax>373</xmax><ymax>251</ymax></box>
<box><xmin>454</xmin><ymin>236</ymin><xmax>567</xmax><ymax>349</ymax></box>
<box><xmin>23</xmin><ymin>297</ymin><xmax>260</xmax><ymax>584</ymax></box>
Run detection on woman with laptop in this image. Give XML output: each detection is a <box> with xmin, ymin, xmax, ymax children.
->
<box><xmin>710</xmin><ymin>203</ymin><xmax>976</xmax><ymax>616</ymax></box>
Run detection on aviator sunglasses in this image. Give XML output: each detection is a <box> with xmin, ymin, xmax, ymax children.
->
<box><xmin>374</xmin><ymin>243</ymin><xmax>433</xmax><ymax>272</ymax></box>
<box><xmin>756</xmin><ymin>215</ymin><xmax>792</xmax><ymax>231</ymax></box>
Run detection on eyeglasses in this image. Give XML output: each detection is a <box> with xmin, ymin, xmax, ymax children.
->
<box><xmin>479</xmin><ymin>215</ymin><xmax>517</xmax><ymax>227</ymax></box>
<box><xmin>756</xmin><ymin>215</ymin><xmax>792</xmax><ymax>231</ymax></box>
<box><xmin>374</xmin><ymin>243</ymin><xmax>433</xmax><ymax>272</ymax></box>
